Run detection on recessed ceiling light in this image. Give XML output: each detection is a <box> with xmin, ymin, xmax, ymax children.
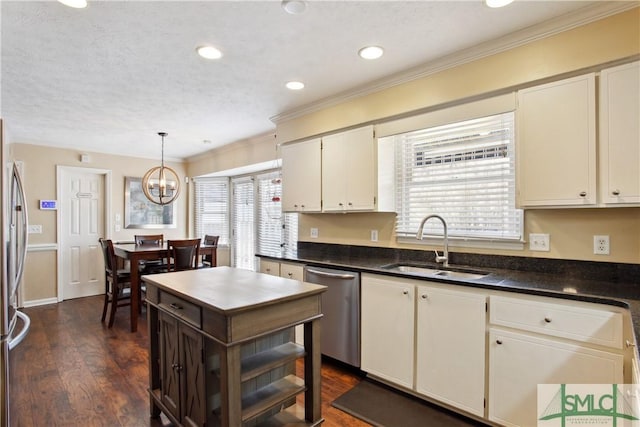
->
<box><xmin>196</xmin><ymin>45</ymin><xmax>223</xmax><ymax>60</ymax></box>
<box><xmin>358</xmin><ymin>46</ymin><xmax>384</xmax><ymax>60</ymax></box>
<box><xmin>58</xmin><ymin>0</ymin><xmax>87</xmax><ymax>8</ymax></box>
<box><xmin>286</xmin><ymin>81</ymin><xmax>305</xmax><ymax>90</ymax></box>
<box><xmin>485</xmin><ymin>0</ymin><xmax>514</xmax><ymax>8</ymax></box>
<box><xmin>282</xmin><ymin>0</ymin><xmax>306</xmax><ymax>15</ymax></box>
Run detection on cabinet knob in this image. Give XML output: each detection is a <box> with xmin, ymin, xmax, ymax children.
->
<box><xmin>287</xmin><ymin>272</ymin><xmax>293</xmax><ymax>277</ymax></box>
<box><xmin>421</xmin><ymin>294</ymin><xmax>428</xmax><ymax>299</ymax></box>
<box><xmin>496</xmin><ymin>339</ymin><xmax>503</xmax><ymax>345</ymax></box>
<box><xmin>338</xmin><ymin>202</ymin><xmax>344</xmax><ymax>206</ymax></box>
<box><xmin>579</xmin><ymin>191</ymin><xmax>587</xmax><ymax>197</ymax></box>
<box><xmin>544</xmin><ymin>317</ymin><xmax>552</xmax><ymax>323</ymax></box>
<box><xmin>294</xmin><ymin>204</ymin><xmax>298</xmax><ymax>208</ymax></box>
<box><xmin>348</xmin><ymin>202</ymin><xmax>353</xmax><ymax>206</ymax></box>
<box><xmin>169</xmin><ymin>303</ymin><xmax>182</xmax><ymax>311</ymax></box>
<box><xmin>172</xmin><ymin>363</ymin><xmax>181</xmax><ymax>371</ymax></box>
<box><xmin>265</xmin><ymin>268</ymin><xmax>271</xmax><ymax>272</ymax></box>
<box><xmin>402</xmin><ymin>289</ymin><xmax>409</xmax><ymax>295</ymax></box>
<box><xmin>612</xmin><ymin>189</ymin><xmax>621</xmax><ymax>196</ymax></box>
<box><xmin>301</xmin><ymin>204</ymin><xmax>305</xmax><ymax>208</ymax></box>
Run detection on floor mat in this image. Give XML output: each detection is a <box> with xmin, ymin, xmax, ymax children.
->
<box><xmin>331</xmin><ymin>379</ymin><xmax>486</xmax><ymax>427</ymax></box>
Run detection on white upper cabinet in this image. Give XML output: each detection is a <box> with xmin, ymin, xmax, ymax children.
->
<box><xmin>516</xmin><ymin>73</ymin><xmax>597</xmax><ymax>207</ymax></box>
<box><xmin>599</xmin><ymin>61</ymin><xmax>640</xmax><ymax>205</ymax></box>
<box><xmin>322</xmin><ymin>125</ymin><xmax>376</xmax><ymax>212</ymax></box>
<box><xmin>281</xmin><ymin>138</ymin><xmax>322</xmax><ymax>212</ymax></box>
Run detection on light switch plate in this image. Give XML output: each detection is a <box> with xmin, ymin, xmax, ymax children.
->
<box><xmin>310</xmin><ymin>228</ymin><xmax>318</xmax><ymax>238</ymax></box>
<box><xmin>28</xmin><ymin>224</ymin><xmax>42</xmax><ymax>234</ymax></box>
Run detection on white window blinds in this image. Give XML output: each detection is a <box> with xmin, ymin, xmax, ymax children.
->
<box><xmin>257</xmin><ymin>171</ymin><xmax>298</xmax><ymax>258</ymax></box>
<box><xmin>193</xmin><ymin>177</ymin><xmax>229</xmax><ymax>245</ymax></box>
<box><xmin>388</xmin><ymin>111</ymin><xmax>522</xmax><ymax>241</ymax></box>
<box><xmin>232</xmin><ymin>177</ymin><xmax>255</xmax><ymax>270</ymax></box>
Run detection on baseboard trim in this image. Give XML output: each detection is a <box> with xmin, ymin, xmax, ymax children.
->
<box><xmin>21</xmin><ymin>297</ymin><xmax>58</xmax><ymax>308</ymax></box>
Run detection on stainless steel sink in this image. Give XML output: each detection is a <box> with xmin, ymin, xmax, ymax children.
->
<box><xmin>432</xmin><ymin>270</ymin><xmax>487</xmax><ymax>280</ymax></box>
<box><xmin>392</xmin><ymin>265</ymin><xmax>442</xmax><ymax>275</ymax></box>
<box><xmin>381</xmin><ymin>263</ymin><xmax>488</xmax><ymax>280</ymax></box>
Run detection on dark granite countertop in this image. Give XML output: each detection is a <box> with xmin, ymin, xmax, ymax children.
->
<box><xmin>258</xmin><ymin>243</ymin><xmax>640</xmax><ymax>364</ymax></box>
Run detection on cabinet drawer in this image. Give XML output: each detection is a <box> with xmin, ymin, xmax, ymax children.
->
<box><xmin>490</xmin><ymin>295</ymin><xmax>622</xmax><ymax>349</ymax></box>
<box><xmin>260</xmin><ymin>260</ymin><xmax>280</xmax><ymax>276</ymax></box>
<box><xmin>158</xmin><ymin>291</ymin><xmax>202</xmax><ymax>329</ymax></box>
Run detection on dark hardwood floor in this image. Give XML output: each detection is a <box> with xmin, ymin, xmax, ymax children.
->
<box><xmin>9</xmin><ymin>295</ymin><xmax>370</xmax><ymax>427</ymax></box>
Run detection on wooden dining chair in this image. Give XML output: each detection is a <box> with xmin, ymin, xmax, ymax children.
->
<box><xmin>167</xmin><ymin>239</ymin><xmax>201</xmax><ymax>271</ymax></box>
<box><xmin>201</xmin><ymin>235</ymin><xmax>219</xmax><ymax>268</ymax></box>
<box><xmin>99</xmin><ymin>238</ymin><xmax>136</xmax><ymax>328</ymax></box>
<box><xmin>134</xmin><ymin>234</ymin><xmax>167</xmax><ymax>274</ymax></box>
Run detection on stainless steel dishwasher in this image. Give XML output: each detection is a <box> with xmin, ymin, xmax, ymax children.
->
<box><xmin>303</xmin><ymin>265</ymin><xmax>360</xmax><ymax>367</ymax></box>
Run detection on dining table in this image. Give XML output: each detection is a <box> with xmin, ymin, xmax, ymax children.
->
<box><xmin>112</xmin><ymin>241</ymin><xmax>218</xmax><ymax>332</ymax></box>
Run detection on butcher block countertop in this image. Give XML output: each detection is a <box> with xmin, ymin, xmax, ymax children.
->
<box><xmin>142</xmin><ymin>266</ymin><xmax>326</xmax><ymax>315</ymax></box>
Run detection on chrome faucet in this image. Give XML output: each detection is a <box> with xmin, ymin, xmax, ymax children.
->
<box><xmin>416</xmin><ymin>214</ymin><xmax>449</xmax><ymax>267</ymax></box>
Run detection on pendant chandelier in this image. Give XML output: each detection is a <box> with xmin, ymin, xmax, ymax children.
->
<box><xmin>142</xmin><ymin>132</ymin><xmax>180</xmax><ymax>205</ymax></box>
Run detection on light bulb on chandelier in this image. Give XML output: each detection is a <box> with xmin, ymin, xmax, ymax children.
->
<box><xmin>142</xmin><ymin>132</ymin><xmax>181</xmax><ymax>205</ymax></box>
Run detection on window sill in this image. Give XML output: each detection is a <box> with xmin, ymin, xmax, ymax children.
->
<box><xmin>398</xmin><ymin>236</ymin><xmax>525</xmax><ymax>251</ymax></box>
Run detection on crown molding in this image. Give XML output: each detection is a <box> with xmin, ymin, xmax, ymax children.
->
<box><xmin>271</xmin><ymin>2</ymin><xmax>637</xmax><ymax>124</ymax></box>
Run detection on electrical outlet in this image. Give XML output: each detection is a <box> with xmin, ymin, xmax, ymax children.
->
<box><xmin>593</xmin><ymin>235</ymin><xmax>610</xmax><ymax>255</ymax></box>
<box><xmin>529</xmin><ymin>233</ymin><xmax>550</xmax><ymax>251</ymax></box>
<box><xmin>370</xmin><ymin>230</ymin><xmax>378</xmax><ymax>242</ymax></box>
<box><xmin>310</xmin><ymin>228</ymin><xmax>318</xmax><ymax>238</ymax></box>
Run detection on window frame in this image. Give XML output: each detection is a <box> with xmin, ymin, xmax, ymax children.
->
<box><xmin>381</xmin><ymin>108</ymin><xmax>524</xmax><ymax>251</ymax></box>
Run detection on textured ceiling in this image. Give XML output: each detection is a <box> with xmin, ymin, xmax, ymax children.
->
<box><xmin>0</xmin><ymin>1</ymin><xmax>625</xmax><ymax>161</ymax></box>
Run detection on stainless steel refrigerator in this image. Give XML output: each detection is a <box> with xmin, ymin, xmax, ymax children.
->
<box><xmin>0</xmin><ymin>120</ymin><xmax>30</xmax><ymax>427</ymax></box>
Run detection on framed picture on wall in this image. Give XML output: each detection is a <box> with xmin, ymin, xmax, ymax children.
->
<box><xmin>124</xmin><ymin>176</ymin><xmax>176</xmax><ymax>229</ymax></box>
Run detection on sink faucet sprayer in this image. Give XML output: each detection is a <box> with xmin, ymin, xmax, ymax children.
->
<box><xmin>416</xmin><ymin>214</ymin><xmax>449</xmax><ymax>267</ymax></box>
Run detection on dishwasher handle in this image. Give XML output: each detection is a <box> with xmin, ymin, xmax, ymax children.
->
<box><xmin>305</xmin><ymin>268</ymin><xmax>356</xmax><ymax>280</ymax></box>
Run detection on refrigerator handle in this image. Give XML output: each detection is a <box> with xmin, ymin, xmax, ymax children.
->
<box><xmin>13</xmin><ymin>163</ymin><xmax>28</xmax><ymax>288</ymax></box>
<box><xmin>8</xmin><ymin>311</ymin><xmax>30</xmax><ymax>350</ymax></box>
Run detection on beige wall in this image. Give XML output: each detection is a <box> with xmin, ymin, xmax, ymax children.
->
<box><xmin>12</xmin><ymin>143</ymin><xmax>188</xmax><ymax>302</ymax></box>
<box><xmin>275</xmin><ymin>8</ymin><xmax>640</xmax><ymax>142</ymax></box>
<box><xmin>276</xmin><ymin>8</ymin><xmax>639</xmax><ymax>265</ymax></box>
<box><xmin>187</xmin><ymin>132</ymin><xmax>277</xmax><ymax>178</ymax></box>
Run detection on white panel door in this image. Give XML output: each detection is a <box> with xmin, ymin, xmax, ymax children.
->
<box><xmin>61</xmin><ymin>169</ymin><xmax>105</xmax><ymax>299</ymax></box>
<box><xmin>416</xmin><ymin>285</ymin><xmax>486</xmax><ymax>417</ymax></box>
<box><xmin>488</xmin><ymin>328</ymin><xmax>623</xmax><ymax>427</ymax></box>
<box><xmin>516</xmin><ymin>73</ymin><xmax>596</xmax><ymax>207</ymax></box>
<box><xmin>361</xmin><ymin>274</ymin><xmax>415</xmax><ymax>389</ymax></box>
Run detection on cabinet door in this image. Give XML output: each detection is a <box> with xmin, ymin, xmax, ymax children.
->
<box><xmin>159</xmin><ymin>311</ymin><xmax>181</xmax><ymax>420</ymax></box>
<box><xmin>179</xmin><ymin>323</ymin><xmax>206</xmax><ymax>427</ymax></box>
<box><xmin>259</xmin><ymin>259</ymin><xmax>280</xmax><ymax>276</ymax></box>
<box><xmin>361</xmin><ymin>275</ymin><xmax>414</xmax><ymax>388</ymax></box>
<box><xmin>322</xmin><ymin>126</ymin><xmax>376</xmax><ymax>212</ymax></box>
<box><xmin>281</xmin><ymin>138</ymin><xmax>321</xmax><ymax>212</ymax></box>
<box><xmin>488</xmin><ymin>328</ymin><xmax>623</xmax><ymax>427</ymax></box>
<box><xmin>279</xmin><ymin>262</ymin><xmax>304</xmax><ymax>281</ymax></box>
<box><xmin>416</xmin><ymin>286</ymin><xmax>486</xmax><ymax>417</ymax></box>
<box><xmin>599</xmin><ymin>61</ymin><xmax>640</xmax><ymax>205</ymax></box>
<box><xmin>517</xmin><ymin>74</ymin><xmax>596</xmax><ymax>207</ymax></box>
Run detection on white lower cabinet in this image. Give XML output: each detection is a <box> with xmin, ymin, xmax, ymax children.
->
<box><xmin>259</xmin><ymin>259</ymin><xmax>280</xmax><ymax>276</ymax></box>
<box><xmin>416</xmin><ymin>285</ymin><xmax>486</xmax><ymax>417</ymax></box>
<box><xmin>279</xmin><ymin>261</ymin><xmax>304</xmax><ymax>281</ymax></box>
<box><xmin>488</xmin><ymin>328</ymin><xmax>624</xmax><ymax>427</ymax></box>
<box><xmin>488</xmin><ymin>295</ymin><xmax>625</xmax><ymax>427</ymax></box>
<box><xmin>362</xmin><ymin>274</ymin><xmax>487</xmax><ymax>417</ymax></box>
<box><xmin>361</xmin><ymin>274</ymin><xmax>415</xmax><ymax>389</ymax></box>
